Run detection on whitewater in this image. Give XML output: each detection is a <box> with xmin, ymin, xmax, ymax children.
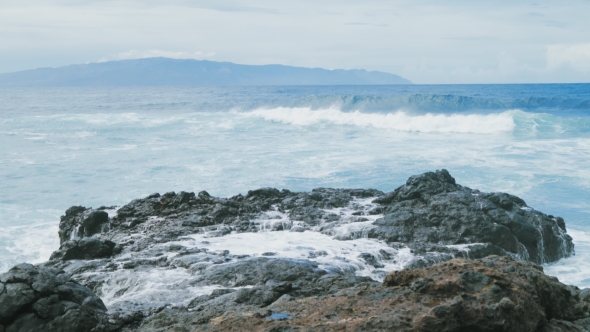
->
<box><xmin>1</xmin><ymin>84</ymin><xmax>589</xmax><ymax>291</ymax></box>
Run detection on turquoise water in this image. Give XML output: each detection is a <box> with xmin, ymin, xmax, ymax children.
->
<box><xmin>1</xmin><ymin>85</ymin><xmax>589</xmax><ymax>285</ymax></box>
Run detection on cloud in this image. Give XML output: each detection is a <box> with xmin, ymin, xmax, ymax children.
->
<box><xmin>2</xmin><ymin>0</ymin><xmax>590</xmax><ymax>82</ymax></box>
<box><xmin>344</xmin><ymin>22</ymin><xmax>389</xmax><ymax>27</ymax></box>
<box><xmin>543</xmin><ymin>20</ymin><xmax>567</xmax><ymax>28</ymax></box>
<box><xmin>547</xmin><ymin>44</ymin><xmax>590</xmax><ymax>72</ymax></box>
<box><xmin>98</xmin><ymin>50</ymin><xmax>216</xmax><ymax>62</ymax></box>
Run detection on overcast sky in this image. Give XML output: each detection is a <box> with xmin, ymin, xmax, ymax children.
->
<box><xmin>1</xmin><ymin>0</ymin><xmax>589</xmax><ymax>83</ymax></box>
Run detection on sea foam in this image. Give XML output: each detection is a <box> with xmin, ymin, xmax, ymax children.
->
<box><xmin>1</xmin><ymin>86</ymin><xmax>589</xmax><ymax>294</ymax></box>
<box><xmin>242</xmin><ymin>107</ymin><xmax>516</xmax><ymax>133</ymax></box>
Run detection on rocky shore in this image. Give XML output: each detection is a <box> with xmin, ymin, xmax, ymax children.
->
<box><xmin>1</xmin><ymin>170</ymin><xmax>586</xmax><ymax>331</ymax></box>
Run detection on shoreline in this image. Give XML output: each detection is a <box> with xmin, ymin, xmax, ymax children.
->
<box><xmin>3</xmin><ymin>170</ymin><xmax>589</xmax><ymax>331</ymax></box>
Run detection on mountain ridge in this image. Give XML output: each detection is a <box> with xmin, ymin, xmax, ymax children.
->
<box><xmin>0</xmin><ymin>57</ymin><xmax>412</xmax><ymax>86</ymax></box>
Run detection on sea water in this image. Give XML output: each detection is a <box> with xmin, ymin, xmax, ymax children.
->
<box><xmin>1</xmin><ymin>84</ymin><xmax>589</xmax><ymax>288</ymax></box>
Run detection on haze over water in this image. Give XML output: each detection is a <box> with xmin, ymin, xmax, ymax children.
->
<box><xmin>1</xmin><ymin>84</ymin><xmax>589</xmax><ymax>286</ymax></box>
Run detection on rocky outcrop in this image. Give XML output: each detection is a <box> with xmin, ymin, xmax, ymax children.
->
<box><xmin>53</xmin><ymin>188</ymin><xmax>383</xmax><ymax>250</ymax></box>
<box><xmin>22</xmin><ymin>170</ymin><xmax>576</xmax><ymax>330</ymax></box>
<box><xmin>50</xmin><ymin>170</ymin><xmax>573</xmax><ymax>270</ymax></box>
<box><xmin>140</xmin><ymin>256</ymin><xmax>590</xmax><ymax>332</ymax></box>
<box><xmin>50</xmin><ymin>238</ymin><xmax>116</xmax><ymax>261</ymax></box>
<box><xmin>188</xmin><ymin>256</ymin><xmax>590</xmax><ymax>332</ymax></box>
<box><xmin>370</xmin><ymin>169</ymin><xmax>574</xmax><ymax>264</ymax></box>
<box><xmin>58</xmin><ymin>207</ymin><xmax>110</xmax><ymax>243</ymax></box>
<box><xmin>0</xmin><ymin>263</ymin><xmax>107</xmax><ymax>332</ymax></box>
<box><xmin>382</xmin><ymin>256</ymin><xmax>590</xmax><ymax>331</ymax></box>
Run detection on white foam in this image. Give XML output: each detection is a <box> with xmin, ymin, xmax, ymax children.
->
<box><xmin>103</xmin><ymin>208</ymin><xmax>119</xmax><ymax>218</ymax></box>
<box><xmin>94</xmin><ymin>196</ymin><xmax>415</xmax><ymax>311</ymax></box>
<box><xmin>311</xmin><ymin>197</ymin><xmax>383</xmax><ymax>240</ymax></box>
<box><xmin>172</xmin><ymin>231</ymin><xmax>414</xmax><ymax>281</ymax></box>
<box><xmin>241</xmin><ymin>107</ymin><xmax>516</xmax><ymax>133</ymax></box>
<box><xmin>0</xmin><ymin>222</ymin><xmax>59</xmax><ymax>272</ymax></box>
<box><xmin>2</xmin><ymin>89</ymin><xmax>590</xmax><ymax>294</ymax></box>
<box><xmin>98</xmin><ymin>268</ymin><xmax>223</xmax><ymax>310</ymax></box>
<box><xmin>543</xmin><ymin>229</ymin><xmax>590</xmax><ymax>288</ymax></box>
<box><xmin>445</xmin><ymin>243</ymin><xmax>486</xmax><ymax>251</ymax></box>
<box><xmin>99</xmin><ymin>144</ymin><xmax>138</xmax><ymax>151</ymax></box>
<box><xmin>44</xmin><ymin>112</ymin><xmax>188</xmax><ymax>127</ymax></box>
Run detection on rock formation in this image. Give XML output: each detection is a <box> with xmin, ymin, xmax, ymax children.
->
<box><xmin>0</xmin><ymin>170</ymin><xmax>581</xmax><ymax>331</ymax></box>
<box><xmin>370</xmin><ymin>169</ymin><xmax>574</xmax><ymax>265</ymax></box>
<box><xmin>180</xmin><ymin>256</ymin><xmax>590</xmax><ymax>332</ymax></box>
<box><xmin>0</xmin><ymin>263</ymin><xmax>107</xmax><ymax>332</ymax></box>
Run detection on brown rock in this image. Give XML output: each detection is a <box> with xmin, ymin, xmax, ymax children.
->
<box><xmin>192</xmin><ymin>256</ymin><xmax>590</xmax><ymax>332</ymax></box>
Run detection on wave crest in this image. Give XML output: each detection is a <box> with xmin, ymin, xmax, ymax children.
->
<box><xmin>243</xmin><ymin>107</ymin><xmax>516</xmax><ymax>134</ymax></box>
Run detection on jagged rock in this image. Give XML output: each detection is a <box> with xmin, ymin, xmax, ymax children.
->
<box><xmin>34</xmin><ymin>170</ymin><xmax>577</xmax><ymax>330</ymax></box>
<box><xmin>50</xmin><ymin>237</ymin><xmax>115</xmax><ymax>261</ymax></box>
<box><xmin>58</xmin><ymin>207</ymin><xmax>109</xmax><ymax>244</ymax></box>
<box><xmin>195</xmin><ymin>256</ymin><xmax>590</xmax><ymax>332</ymax></box>
<box><xmin>191</xmin><ymin>258</ymin><xmax>326</xmax><ymax>287</ymax></box>
<box><xmin>369</xmin><ymin>169</ymin><xmax>574</xmax><ymax>264</ymax></box>
<box><xmin>0</xmin><ymin>263</ymin><xmax>107</xmax><ymax>332</ymax></box>
<box><xmin>136</xmin><ymin>268</ymin><xmax>375</xmax><ymax>331</ymax></box>
<box><xmin>50</xmin><ymin>170</ymin><xmax>572</xmax><ymax>269</ymax></box>
<box><xmin>381</xmin><ymin>256</ymin><xmax>589</xmax><ymax>331</ymax></box>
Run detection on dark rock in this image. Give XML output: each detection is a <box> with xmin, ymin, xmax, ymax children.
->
<box><xmin>57</xmin><ymin>207</ymin><xmax>110</xmax><ymax>245</ymax></box>
<box><xmin>246</xmin><ymin>187</ymin><xmax>282</xmax><ymax>200</ymax></box>
<box><xmin>50</xmin><ymin>237</ymin><xmax>115</xmax><ymax>261</ymax></box>
<box><xmin>369</xmin><ymin>169</ymin><xmax>574</xmax><ymax>264</ymax></box>
<box><xmin>233</xmin><ymin>283</ymin><xmax>291</xmax><ymax>307</ymax></box>
<box><xmin>382</xmin><ymin>256</ymin><xmax>590</xmax><ymax>331</ymax></box>
<box><xmin>0</xmin><ymin>263</ymin><xmax>106</xmax><ymax>331</ymax></box>
<box><xmin>36</xmin><ymin>170</ymin><xmax>578</xmax><ymax>330</ymax></box>
<box><xmin>192</xmin><ymin>258</ymin><xmax>326</xmax><ymax>287</ymax></box>
<box><xmin>82</xmin><ymin>211</ymin><xmax>109</xmax><ymax>237</ymax></box>
<box><xmin>358</xmin><ymin>253</ymin><xmax>385</xmax><ymax>268</ymax></box>
<box><xmin>196</xmin><ymin>256</ymin><xmax>590</xmax><ymax>332</ymax></box>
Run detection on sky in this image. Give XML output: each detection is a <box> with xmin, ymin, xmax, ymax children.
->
<box><xmin>0</xmin><ymin>0</ymin><xmax>589</xmax><ymax>83</ymax></box>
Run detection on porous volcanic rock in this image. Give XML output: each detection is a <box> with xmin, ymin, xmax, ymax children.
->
<box><xmin>49</xmin><ymin>170</ymin><xmax>573</xmax><ymax>273</ymax></box>
<box><xmin>0</xmin><ymin>263</ymin><xmax>107</xmax><ymax>332</ymax></box>
<box><xmin>34</xmin><ymin>170</ymin><xmax>577</xmax><ymax>330</ymax></box>
<box><xmin>193</xmin><ymin>256</ymin><xmax>590</xmax><ymax>332</ymax></box>
<box><xmin>53</xmin><ymin>188</ymin><xmax>384</xmax><ymax>251</ymax></box>
<box><xmin>369</xmin><ymin>169</ymin><xmax>574</xmax><ymax>264</ymax></box>
<box><xmin>50</xmin><ymin>237</ymin><xmax>116</xmax><ymax>261</ymax></box>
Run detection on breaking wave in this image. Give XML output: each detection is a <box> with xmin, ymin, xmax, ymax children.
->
<box><xmin>232</xmin><ymin>91</ymin><xmax>590</xmax><ymax>113</ymax></box>
<box><xmin>243</xmin><ymin>107</ymin><xmax>517</xmax><ymax>133</ymax></box>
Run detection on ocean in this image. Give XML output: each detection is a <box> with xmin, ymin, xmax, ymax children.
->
<box><xmin>1</xmin><ymin>84</ymin><xmax>589</xmax><ymax>288</ymax></box>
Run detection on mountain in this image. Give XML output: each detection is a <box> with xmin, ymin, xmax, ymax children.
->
<box><xmin>0</xmin><ymin>58</ymin><xmax>412</xmax><ymax>86</ymax></box>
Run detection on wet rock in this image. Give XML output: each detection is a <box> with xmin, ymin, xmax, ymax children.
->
<box><xmin>289</xmin><ymin>225</ymin><xmax>305</xmax><ymax>232</ymax></box>
<box><xmin>233</xmin><ymin>282</ymin><xmax>291</xmax><ymax>307</ymax></box>
<box><xmin>192</xmin><ymin>258</ymin><xmax>326</xmax><ymax>287</ymax></box>
<box><xmin>49</xmin><ymin>237</ymin><xmax>115</xmax><ymax>261</ymax></box>
<box><xmin>200</xmin><ymin>256</ymin><xmax>590</xmax><ymax>332</ymax></box>
<box><xmin>82</xmin><ymin>211</ymin><xmax>109</xmax><ymax>237</ymax></box>
<box><xmin>358</xmin><ymin>253</ymin><xmax>385</xmax><ymax>268</ymax></box>
<box><xmin>369</xmin><ymin>169</ymin><xmax>574</xmax><ymax>264</ymax></box>
<box><xmin>0</xmin><ymin>263</ymin><xmax>106</xmax><ymax>331</ymax></box>
<box><xmin>34</xmin><ymin>170</ymin><xmax>577</xmax><ymax>330</ymax></box>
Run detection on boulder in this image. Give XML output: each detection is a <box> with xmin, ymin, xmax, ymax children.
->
<box><xmin>50</xmin><ymin>238</ymin><xmax>115</xmax><ymax>261</ymax></box>
<box><xmin>58</xmin><ymin>207</ymin><xmax>109</xmax><ymax>244</ymax></box>
<box><xmin>191</xmin><ymin>257</ymin><xmax>327</xmax><ymax>287</ymax></box>
<box><xmin>369</xmin><ymin>169</ymin><xmax>574</xmax><ymax>264</ymax></box>
<box><xmin>0</xmin><ymin>263</ymin><xmax>106</xmax><ymax>332</ymax></box>
<box><xmin>382</xmin><ymin>256</ymin><xmax>589</xmax><ymax>331</ymax></box>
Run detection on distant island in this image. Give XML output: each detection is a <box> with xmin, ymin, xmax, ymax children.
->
<box><xmin>0</xmin><ymin>58</ymin><xmax>411</xmax><ymax>86</ymax></box>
